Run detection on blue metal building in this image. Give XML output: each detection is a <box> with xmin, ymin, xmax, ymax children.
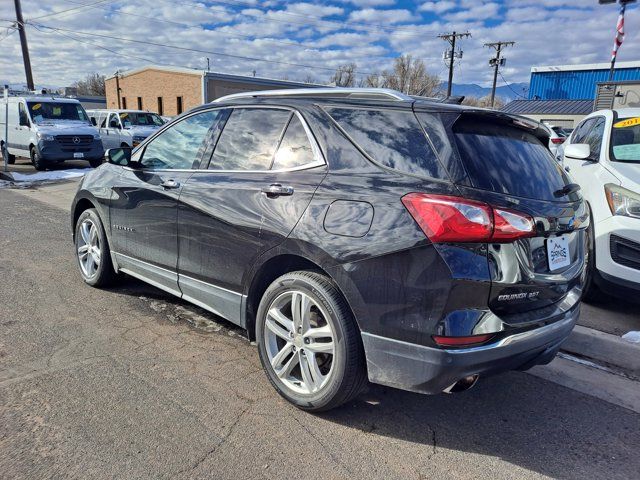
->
<box><xmin>528</xmin><ymin>61</ymin><xmax>640</xmax><ymax>100</ymax></box>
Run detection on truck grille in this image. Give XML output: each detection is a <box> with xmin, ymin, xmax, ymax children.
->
<box><xmin>610</xmin><ymin>234</ymin><xmax>640</xmax><ymax>271</ymax></box>
<box><xmin>55</xmin><ymin>135</ymin><xmax>94</xmax><ymax>152</ymax></box>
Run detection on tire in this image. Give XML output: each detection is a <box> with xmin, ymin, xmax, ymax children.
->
<box><xmin>89</xmin><ymin>157</ymin><xmax>103</xmax><ymax>168</ymax></box>
<box><xmin>30</xmin><ymin>146</ymin><xmax>46</xmax><ymax>171</ymax></box>
<box><xmin>582</xmin><ymin>214</ymin><xmax>610</xmax><ymax>304</ymax></box>
<box><xmin>74</xmin><ymin>208</ymin><xmax>117</xmax><ymax>287</ymax></box>
<box><xmin>120</xmin><ymin>143</ymin><xmax>130</xmax><ymax>148</ymax></box>
<box><xmin>8</xmin><ymin>154</ymin><xmax>15</xmax><ymax>165</ymax></box>
<box><xmin>256</xmin><ymin>271</ymin><xmax>366</xmax><ymax>412</ymax></box>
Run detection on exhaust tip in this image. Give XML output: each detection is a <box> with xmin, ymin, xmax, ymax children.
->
<box><xmin>443</xmin><ymin>375</ymin><xmax>479</xmax><ymax>394</ymax></box>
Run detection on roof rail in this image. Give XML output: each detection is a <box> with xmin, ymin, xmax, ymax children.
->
<box><xmin>213</xmin><ymin>87</ymin><xmax>413</xmax><ymax>103</ymax></box>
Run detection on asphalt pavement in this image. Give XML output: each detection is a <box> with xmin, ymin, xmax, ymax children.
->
<box><xmin>1</xmin><ymin>185</ymin><xmax>639</xmax><ymax>480</ymax></box>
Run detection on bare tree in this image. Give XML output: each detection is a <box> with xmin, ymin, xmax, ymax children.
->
<box><xmin>302</xmin><ymin>74</ymin><xmax>317</xmax><ymax>85</ymax></box>
<box><xmin>72</xmin><ymin>73</ymin><xmax>106</xmax><ymax>96</ymax></box>
<box><xmin>462</xmin><ymin>95</ymin><xmax>506</xmax><ymax>109</ymax></box>
<box><xmin>329</xmin><ymin>63</ymin><xmax>357</xmax><ymax>87</ymax></box>
<box><xmin>382</xmin><ymin>55</ymin><xmax>441</xmax><ymax>96</ymax></box>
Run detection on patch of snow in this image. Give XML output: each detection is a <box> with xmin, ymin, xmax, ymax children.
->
<box><xmin>622</xmin><ymin>331</ymin><xmax>640</xmax><ymax>344</ymax></box>
<box><xmin>10</xmin><ymin>168</ymin><xmax>91</xmax><ymax>182</ymax></box>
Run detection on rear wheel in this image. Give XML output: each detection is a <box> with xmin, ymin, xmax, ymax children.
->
<box><xmin>74</xmin><ymin>209</ymin><xmax>116</xmax><ymax>287</ymax></box>
<box><xmin>30</xmin><ymin>147</ymin><xmax>46</xmax><ymax>171</ymax></box>
<box><xmin>256</xmin><ymin>271</ymin><xmax>366</xmax><ymax>412</ymax></box>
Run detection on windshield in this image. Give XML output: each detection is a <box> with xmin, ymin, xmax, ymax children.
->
<box><xmin>611</xmin><ymin>117</ymin><xmax>640</xmax><ymax>163</ymax></box>
<box><xmin>119</xmin><ymin>112</ymin><xmax>164</xmax><ymax>127</ymax></box>
<box><xmin>27</xmin><ymin>102</ymin><xmax>89</xmax><ymax>123</ymax></box>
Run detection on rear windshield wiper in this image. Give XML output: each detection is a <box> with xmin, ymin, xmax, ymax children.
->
<box><xmin>554</xmin><ymin>183</ymin><xmax>581</xmax><ymax>198</ymax></box>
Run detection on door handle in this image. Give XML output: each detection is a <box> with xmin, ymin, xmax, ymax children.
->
<box><xmin>160</xmin><ymin>179</ymin><xmax>180</xmax><ymax>189</ymax></box>
<box><xmin>261</xmin><ymin>184</ymin><xmax>294</xmax><ymax>198</ymax></box>
<box><xmin>564</xmin><ymin>166</ymin><xmax>570</xmax><ymax>172</ymax></box>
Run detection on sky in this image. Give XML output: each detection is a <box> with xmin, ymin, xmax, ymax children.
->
<box><xmin>0</xmin><ymin>0</ymin><xmax>638</xmax><ymax>90</ymax></box>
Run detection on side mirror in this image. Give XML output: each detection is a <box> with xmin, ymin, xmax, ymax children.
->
<box><xmin>91</xmin><ymin>118</ymin><xmax>97</xmax><ymax>126</ymax></box>
<box><xmin>564</xmin><ymin>143</ymin><xmax>592</xmax><ymax>161</ymax></box>
<box><xmin>106</xmin><ymin>147</ymin><xmax>132</xmax><ymax>166</ymax></box>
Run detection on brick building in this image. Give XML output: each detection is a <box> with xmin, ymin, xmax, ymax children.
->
<box><xmin>105</xmin><ymin>65</ymin><xmax>321</xmax><ymax>116</ymax></box>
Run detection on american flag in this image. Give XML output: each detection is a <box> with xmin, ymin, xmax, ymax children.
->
<box><xmin>611</xmin><ymin>3</ymin><xmax>626</xmax><ymax>62</ymax></box>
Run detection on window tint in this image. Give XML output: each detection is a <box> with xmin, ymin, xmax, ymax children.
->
<box><xmin>272</xmin><ymin>115</ymin><xmax>316</xmax><ymax>169</ymax></box>
<box><xmin>210</xmin><ymin>108</ymin><xmax>291</xmax><ymax>170</ymax></box>
<box><xmin>583</xmin><ymin>117</ymin><xmax>605</xmax><ymax>158</ymax></box>
<box><xmin>326</xmin><ymin>107</ymin><xmax>446</xmax><ymax>179</ymax></box>
<box><xmin>141</xmin><ymin>109</ymin><xmax>221</xmax><ymax>170</ymax></box>
<box><xmin>453</xmin><ymin>115</ymin><xmax>570</xmax><ymax>201</ymax></box>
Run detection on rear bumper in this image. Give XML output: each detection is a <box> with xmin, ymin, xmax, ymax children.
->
<box><xmin>361</xmin><ymin>305</ymin><xmax>578</xmax><ymax>394</ymax></box>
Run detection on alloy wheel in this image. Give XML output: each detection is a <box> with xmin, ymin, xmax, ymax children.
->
<box><xmin>77</xmin><ymin>219</ymin><xmax>101</xmax><ymax>279</ymax></box>
<box><xmin>263</xmin><ymin>290</ymin><xmax>336</xmax><ymax>395</ymax></box>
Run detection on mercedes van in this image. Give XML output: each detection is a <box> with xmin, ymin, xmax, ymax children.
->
<box><xmin>0</xmin><ymin>95</ymin><xmax>104</xmax><ymax>170</ymax></box>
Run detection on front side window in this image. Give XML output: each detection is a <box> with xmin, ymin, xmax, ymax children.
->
<box><xmin>582</xmin><ymin>117</ymin><xmax>605</xmax><ymax>159</ymax></box>
<box><xmin>27</xmin><ymin>102</ymin><xmax>88</xmax><ymax>124</ymax></box>
<box><xmin>209</xmin><ymin>108</ymin><xmax>291</xmax><ymax>170</ymax></box>
<box><xmin>610</xmin><ymin>117</ymin><xmax>640</xmax><ymax>162</ymax></box>
<box><xmin>571</xmin><ymin>119</ymin><xmax>595</xmax><ymax>144</ymax></box>
<box><xmin>326</xmin><ymin>107</ymin><xmax>446</xmax><ymax>179</ymax></box>
<box><xmin>119</xmin><ymin>112</ymin><xmax>164</xmax><ymax>127</ymax></box>
<box><xmin>140</xmin><ymin>109</ymin><xmax>222</xmax><ymax>170</ymax></box>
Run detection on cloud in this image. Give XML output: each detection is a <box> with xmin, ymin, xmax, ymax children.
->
<box><xmin>419</xmin><ymin>1</ymin><xmax>457</xmax><ymax>14</ymax></box>
<box><xmin>0</xmin><ymin>0</ymin><xmax>638</xmax><ymax>91</ymax></box>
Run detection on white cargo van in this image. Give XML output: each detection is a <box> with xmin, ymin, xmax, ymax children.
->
<box><xmin>86</xmin><ymin>109</ymin><xmax>165</xmax><ymax>149</ymax></box>
<box><xmin>0</xmin><ymin>95</ymin><xmax>104</xmax><ymax>170</ymax></box>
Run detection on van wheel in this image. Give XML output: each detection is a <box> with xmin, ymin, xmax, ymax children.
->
<box><xmin>120</xmin><ymin>143</ymin><xmax>129</xmax><ymax>148</ymax></box>
<box><xmin>89</xmin><ymin>157</ymin><xmax>103</xmax><ymax>168</ymax></box>
<box><xmin>30</xmin><ymin>147</ymin><xmax>46</xmax><ymax>171</ymax></box>
<box><xmin>256</xmin><ymin>271</ymin><xmax>366</xmax><ymax>412</ymax></box>
<box><xmin>8</xmin><ymin>154</ymin><xmax>15</xmax><ymax>165</ymax></box>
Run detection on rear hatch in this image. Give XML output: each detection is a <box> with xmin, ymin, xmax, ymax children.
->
<box><xmin>427</xmin><ymin>111</ymin><xmax>588</xmax><ymax>324</ymax></box>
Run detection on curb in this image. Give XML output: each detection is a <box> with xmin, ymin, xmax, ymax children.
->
<box><xmin>562</xmin><ymin>325</ymin><xmax>640</xmax><ymax>376</ymax></box>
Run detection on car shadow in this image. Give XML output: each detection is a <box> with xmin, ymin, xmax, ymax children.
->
<box><xmin>320</xmin><ymin>374</ymin><xmax>639</xmax><ymax>479</ymax></box>
<box><xmin>95</xmin><ymin>274</ymin><xmax>640</xmax><ymax>478</ymax></box>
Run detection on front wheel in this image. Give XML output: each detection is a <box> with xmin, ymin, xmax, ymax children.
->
<box><xmin>74</xmin><ymin>208</ymin><xmax>116</xmax><ymax>287</ymax></box>
<box><xmin>582</xmin><ymin>216</ymin><xmax>610</xmax><ymax>303</ymax></box>
<box><xmin>256</xmin><ymin>271</ymin><xmax>366</xmax><ymax>412</ymax></box>
<box><xmin>30</xmin><ymin>147</ymin><xmax>46</xmax><ymax>171</ymax></box>
<box><xmin>89</xmin><ymin>157</ymin><xmax>103</xmax><ymax>168</ymax></box>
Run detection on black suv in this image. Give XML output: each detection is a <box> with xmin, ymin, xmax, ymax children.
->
<box><xmin>71</xmin><ymin>88</ymin><xmax>587</xmax><ymax>411</ymax></box>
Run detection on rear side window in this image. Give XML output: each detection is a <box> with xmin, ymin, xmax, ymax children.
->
<box><xmin>326</xmin><ymin>107</ymin><xmax>447</xmax><ymax>179</ymax></box>
<box><xmin>272</xmin><ymin>115</ymin><xmax>316</xmax><ymax>170</ymax></box>
<box><xmin>210</xmin><ymin>108</ymin><xmax>291</xmax><ymax>170</ymax></box>
<box><xmin>453</xmin><ymin>116</ymin><xmax>569</xmax><ymax>200</ymax></box>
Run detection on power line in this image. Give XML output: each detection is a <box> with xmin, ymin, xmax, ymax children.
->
<box><xmin>498</xmin><ymin>71</ymin><xmax>528</xmax><ymax>99</ymax></box>
<box><xmin>29</xmin><ymin>0</ymin><xmax>117</xmax><ymax>21</ymax></box>
<box><xmin>28</xmin><ymin>21</ymin><xmax>400</xmax><ymax>78</ymax></box>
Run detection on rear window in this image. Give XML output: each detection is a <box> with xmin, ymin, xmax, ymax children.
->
<box><xmin>452</xmin><ymin>116</ymin><xmax>569</xmax><ymax>200</ymax></box>
<box><xmin>326</xmin><ymin>107</ymin><xmax>447</xmax><ymax>180</ymax></box>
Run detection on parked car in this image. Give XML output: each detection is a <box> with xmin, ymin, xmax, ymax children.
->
<box><xmin>542</xmin><ymin>123</ymin><xmax>567</xmax><ymax>159</ymax></box>
<box><xmin>86</xmin><ymin>109</ymin><xmax>165</xmax><ymax>149</ymax></box>
<box><xmin>560</xmin><ymin>108</ymin><xmax>640</xmax><ymax>302</ymax></box>
<box><xmin>0</xmin><ymin>95</ymin><xmax>104</xmax><ymax>170</ymax></box>
<box><xmin>71</xmin><ymin>88</ymin><xmax>587</xmax><ymax>411</ymax></box>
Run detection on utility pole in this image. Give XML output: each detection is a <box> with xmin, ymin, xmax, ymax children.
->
<box><xmin>485</xmin><ymin>41</ymin><xmax>515</xmax><ymax>108</ymax></box>
<box><xmin>13</xmin><ymin>0</ymin><xmax>34</xmax><ymax>91</ymax></box>
<box><xmin>438</xmin><ymin>31</ymin><xmax>471</xmax><ymax>97</ymax></box>
<box><xmin>114</xmin><ymin>71</ymin><xmax>121</xmax><ymax>109</ymax></box>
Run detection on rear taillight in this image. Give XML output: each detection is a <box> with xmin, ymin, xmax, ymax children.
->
<box><xmin>433</xmin><ymin>334</ymin><xmax>495</xmax><ymax>347</ymax></box>
<box><xmin>550</xmin><ymin>138</ymin><xmax>565</xmax><ymax>144</ymax></box>
<box><xmin>402</xmin><ymin>193</ymin><xmax>535</xmax><ymax>243</ymax></box>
